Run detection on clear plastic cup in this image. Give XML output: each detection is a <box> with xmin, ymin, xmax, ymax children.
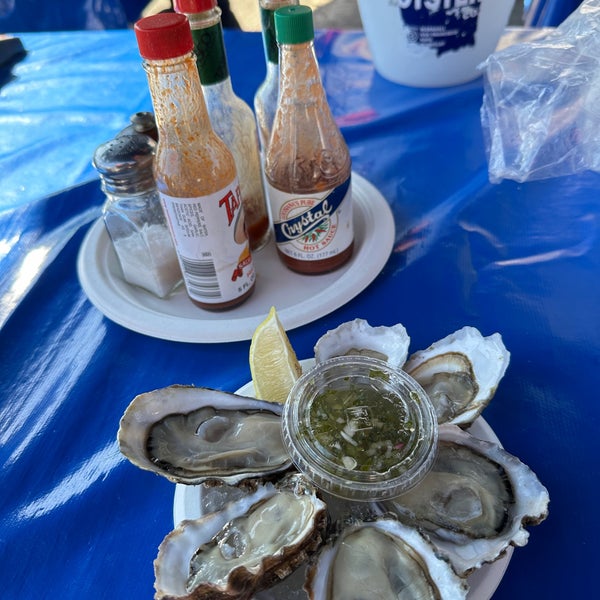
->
<box><xmin>281</xmin><ymin>356</ymin><xmax>438</xmax><ymax>501</ymax></box>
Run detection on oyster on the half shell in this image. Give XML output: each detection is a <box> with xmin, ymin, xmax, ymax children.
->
<box><xmin>404</xmin><ymin>326</ymin><xmax>510</xmax><ymax>426</ymax></box>
<box><xmin>314</xmin><ymin>319</ymin><xmax>410</xmax><ymax>369</ymax></box>
<box><xmin>117</xmin><ymin>385</ymin><xmax>292</xmax><ymax>485</ymax></box>
<box><xmin>304</xmin><ymin>516</ymin><xmax>468</xmax><ymax>599</ymax></box>
<box><xmin>154</xmin><ymin>474</ymin><xmax>328</xmax><ymax>600</ymax></box>
<box><xmin>382</xmin><ymin>424</ymin><xmax>550</xmax><ymax>575</ymax></box>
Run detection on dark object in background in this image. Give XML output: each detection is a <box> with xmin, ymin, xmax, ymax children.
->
<box><xmin>525</xmin><ymin>0</ymin><xmax>583</xmax><ymax>26</ymax></box>
<box><xmin>0</xmin><ymin>35</ymin><xmax>26</xmax><ymax>89</ymax></box>
<box><xmin>0</xmin><ymin>1</ymin><xmax>240</xmax><ymax>31</ymax></box>
<box><xmin>218</xmin><ymin>0</ymin><xmax>240</xmax><ymax>28</ymax></box>
<box><xmin>0</xmin><ymin>35</ymin><xmax>25</xmax><ymax>66</ymax></box>
<box><xmin>0</xmin><ymin>2</ymin><xmax>130</xmax><ymax>31</ymax></box>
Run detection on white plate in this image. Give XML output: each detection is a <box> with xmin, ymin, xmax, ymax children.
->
<box><xmin>173</xmin><ymin>359</ymin><xmax>512</xmax><ymax>600</ymax></box>
<box><xmin>77</xmin><ymin>173</ymin><xmax>394</xmax><ymax>343</ymax></box>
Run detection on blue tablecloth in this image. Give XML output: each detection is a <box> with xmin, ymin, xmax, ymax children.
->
<box><xmin>1</xmin><ymin>27</ymin><xmax>598</xmax><ymax>599</ymax></box>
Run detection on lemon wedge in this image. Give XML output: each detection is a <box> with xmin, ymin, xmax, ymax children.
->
<box><xmin>249</xmin><ymin>307</ymin><xmax>302</xmax><ymax>403</ymax></box>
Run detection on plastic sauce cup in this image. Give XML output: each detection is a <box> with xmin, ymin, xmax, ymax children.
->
<box><xmin>282</xmin><ymin>356</ymin><xmax>438</xmax><ymax>501</ymax></box>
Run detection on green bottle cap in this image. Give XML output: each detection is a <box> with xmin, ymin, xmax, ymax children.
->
<box><xmin>274</xmin><ymin>5</ymin><xmax>314</xmax><ymax>45</ymax></box>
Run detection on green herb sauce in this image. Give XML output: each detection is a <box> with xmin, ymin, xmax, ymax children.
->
<box><xmin>304</xmin><ymin>386</ymin><xmax>421</xmax><ymax>474</ymax></box>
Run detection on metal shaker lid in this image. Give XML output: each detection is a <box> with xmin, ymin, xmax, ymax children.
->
<box><xmin>92</xmin><ymin>133</ymin><xmax>156</xmax><ymax>194</ymax></box>
<box><xmin>118</xmin><ymin>112</ymin><xmax>158</xmax><ymax>141</ymax></box>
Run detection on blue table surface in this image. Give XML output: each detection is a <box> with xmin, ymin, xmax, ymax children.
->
<box><xmin>1</xmin><ymin>27</ymin><xmax>599</xmax><ymax>599</ymax></box>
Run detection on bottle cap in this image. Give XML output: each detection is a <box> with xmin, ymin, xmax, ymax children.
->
<box><xmin>274</xmin><ymin>5</ymin><xmax>314</xmax><ymax>44</ymax></box>
<box><xmin>173</xmin><ymin>0</ymin><xmax>216</xmax><ymax>13</ymax></box>
<box><xmin>134</xmin><ymin>13</ymin><xmax>193</xmax><ymax>60</ymax></box>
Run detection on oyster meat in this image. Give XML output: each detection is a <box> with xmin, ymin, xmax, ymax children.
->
<box><xmin>117</xmin><ymin>385</ymin><xmax>291</xmax><ymax>485</ymax></box>
<box><xmin>314</xmin><ymin>319</ymin><xmax>410</xmax><ymax>369</ymax></box>
<box><xmin>383</xmin><ymin>424</ymin><xmax>550</xmax><ymax>575</ymax></box>
<box><xmin>118</xmin><ymin>320</ymin><xmax>549</xmax><ymax>599</ymax></box>
<box><xmin>154</xmin><ymin>474</ymin><xmax>327</xmax><ymax>600</ymax></box>
<box><xmin>404</xmin><ymin>326</ymin><xmax>510</xmax><ymax>426</ymax></box>
<box><xmin>305</xmin><ymin>516</ymin><xmax>468</xmax><ymax>599</ymax></box>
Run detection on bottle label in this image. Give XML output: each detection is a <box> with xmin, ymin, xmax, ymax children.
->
<box><xmin>397</xmin><ymin>0</ymin><xmax>481</xmax><ymax>56</ymax></box>
<box><xmin>160</xmin><ymin>180</ymin><xmax>255</xmax><ymax>305</ymax></box>
<box><xmin>268</xmin><ymin>176</ymin><xmax>353</xmax><ymax>262</ymax></box>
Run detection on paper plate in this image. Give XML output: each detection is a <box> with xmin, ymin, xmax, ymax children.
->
<box><xmin>77</xmin><ymin>173</ymin><xmax>395</xmax><ymax>343</ymax></box>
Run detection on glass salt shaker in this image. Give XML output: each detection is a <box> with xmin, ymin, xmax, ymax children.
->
<box><xmin>92</xmin><ymin>133</ymin><xmax>182</xmax><ymax>299</ymax></box>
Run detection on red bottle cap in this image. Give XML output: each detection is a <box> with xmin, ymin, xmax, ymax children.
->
<box><xmin>134</xmin><ymin>13</ymin><xmax>194</xmax><ymax>60</ymax></box>
<box><xmin>173</xmin><ymin>0</ymin><xmax>216</xmax><ymax>13</ymax></box>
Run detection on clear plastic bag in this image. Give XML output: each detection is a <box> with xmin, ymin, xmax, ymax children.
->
<box><xmin>480</xmin><ymin>0</ymin><xmax>600</xmax><ymax>182</ymax></box>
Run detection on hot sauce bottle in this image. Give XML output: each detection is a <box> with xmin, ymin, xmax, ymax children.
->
<box><xmin>254</xmin><ymin>0</ymin><xmax>299</xmax><ymax>152</ymax></box>
<box><xmin>174</xmin><ymin>0</ymin><xmax>271</xmax><ymax>252</ymax></box>
<box><xmin>264</xmin><ymin>5</ymin><xmax>354</xmax><ymax>274</ymax></box>
<box><xmin>134</xmin><ymin>13</ymin><xmax>255</xmax><ymax>310</ymax></box>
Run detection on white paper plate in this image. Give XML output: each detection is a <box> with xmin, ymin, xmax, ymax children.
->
<box><xmin>173</xmin><ymin>359</ymin><xmax>512</xmax><ymax>600</ymax></box>
<box><xmin>77</xmin><ymin>173</ymin><xmax>394</xmax><ymax>343</ymax></box>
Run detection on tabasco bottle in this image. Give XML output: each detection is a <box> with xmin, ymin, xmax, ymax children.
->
<box><xmin>134</xmin><ymin>13</ymin><xmax>255</xmax><ymax>310</ymax></box>
<box><xmin>174</xmin><ymin>0</ymin><xmax>271</xmax><ymax>252</ymax></box>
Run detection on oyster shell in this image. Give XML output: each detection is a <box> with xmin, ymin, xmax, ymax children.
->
<box><xmin>314</xmin><ymin>319</ymin><xmax>410</xmax><ymax>369</ymax></box>
<box><xmin>383</xmin><ymin>424</ymin><xmax>550</xmax><ymax>575</ymax></box>
<box><xmin>117</xmin><ymin>385</ymin><xmax>292</xmax><ymax>485</ymax></box>
<box><xmin>154</xmin><ymin>474</ymin><xmax>327</xmax><ymax>600</ymax></box>
<box><xmin>304</xmin><ymin>516</ymin><xmax>468</xmax><ymax>599</ymax></box>
<box><xmin>404</xmin><ymin>326</ymin><xmax>510</xmax><ymax>426</ymax></box>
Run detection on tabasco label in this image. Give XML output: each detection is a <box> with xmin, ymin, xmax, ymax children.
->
<box><xmin>267</xmin><ymin>176</ymin><xmax>353</xmax><ymax>262</ymax></box>
<box><xmin>160</xmin><ymin>179</ymin><xmax>255</xmax><ymax>305</ymax></box>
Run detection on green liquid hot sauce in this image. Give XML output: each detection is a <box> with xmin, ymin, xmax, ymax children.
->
<box><xmin>303</xmin><ymin>384</ymin><xmax>423</xmax><ymax>475</ymax></box>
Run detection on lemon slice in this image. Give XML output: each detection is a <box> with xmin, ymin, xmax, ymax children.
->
<box><xmin>249</xmin><ymin>307</ymin><xmax>302</xmax><ymax>403</ymax></box>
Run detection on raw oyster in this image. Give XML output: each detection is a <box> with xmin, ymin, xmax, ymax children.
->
<box><xmin>404</xmin><ymin>326</ymin><xmax>510</xmax><ymax>426</ymax></box>
<box><xmin>383</xmin><ymin>424</ymin><xmax>550</xmax><ymax>575</ymax></box>
<box><xmin>117</xmin><ymin>385</ymin><xmax>292</xmax><ymax>485</ymax></box>
<box><xmin>154</xmin><ymin>474</ymin><xmax>328</xmax><ymax>600</ymax></box>
<box><xmin>314</xmin><ymin>319</ymin><xmax>410</xmax><ymax>369</ymax></box>
<box><xmin>304</xmin><ymin>516</ymin><xmax>468</xmax><ymax>599</ymax></box>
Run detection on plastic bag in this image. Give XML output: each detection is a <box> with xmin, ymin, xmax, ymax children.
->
<box><xmin>480</xmin><ymin>0</ymin><xmax>600</xmax><ymax>183</ymax></box>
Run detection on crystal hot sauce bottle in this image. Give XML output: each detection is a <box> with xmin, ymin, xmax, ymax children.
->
<box><xmin>264</xmin><ymin>5</ymin><xmax>353</xmax><ymax>274</ymax></box>
<box><xmin>134</xmin><ymin>13</ymin><xmax>255</xmax><ymax>310</ymax></box>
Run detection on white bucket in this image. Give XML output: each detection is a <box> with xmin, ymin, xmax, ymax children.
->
<box><xmin>357</xmin><ymin>0</ymin><xmax>514</xmax><ymax>87</ymax></box>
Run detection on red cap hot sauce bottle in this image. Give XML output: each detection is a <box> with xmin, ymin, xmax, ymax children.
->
<box><xmin>135</xmin><ymin>13</ymin><xmax>255</xmax><ymax>310</ymax></box>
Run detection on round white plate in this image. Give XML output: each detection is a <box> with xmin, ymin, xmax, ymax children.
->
<box><xmin>77</xmin><ymin>173</ymin><xmax>394</xmax><ymax>343</ymax></box>
<box><xmin>173</xmin><ymin>359</ymin><xmax>512</xmax><ymax>600</ymax></box>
